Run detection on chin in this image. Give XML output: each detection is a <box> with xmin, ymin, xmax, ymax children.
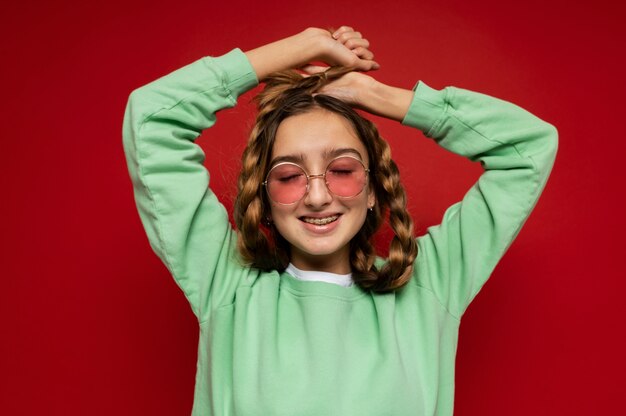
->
<box><xmin>290</xmin><ymin>240</ymin><xmax>350</xmax><ymax>263</ymax></box>
<box><xmin>296</xmin><ymin>242</ymin><xmax>344</xmax><ymax>257</ymax></box>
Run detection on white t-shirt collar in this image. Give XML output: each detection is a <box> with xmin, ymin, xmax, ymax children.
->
<box><xmin>285</xmin><ymin>263</ymin><xmax>354</xmax><ymax>287</ymax></box>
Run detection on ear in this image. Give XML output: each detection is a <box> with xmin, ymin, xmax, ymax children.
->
<box><xmin>367</xmin><ymin>186</ymin><xmax>376</xmax><ymax>210</ymax></box>
<box><xmin>262</xmin><ymin>208</ymin><xmax>273</xmax><ymax>226</ymax></box>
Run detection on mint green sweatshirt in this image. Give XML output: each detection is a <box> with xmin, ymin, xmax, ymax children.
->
<box><xmin>122</xmin><ymin>49</ymin><xmax>557</xmax><ymax>415</ymax></box>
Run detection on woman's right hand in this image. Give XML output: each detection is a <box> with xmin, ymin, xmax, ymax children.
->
<box><xmin>244</xmin><ymin>26</ymin><xmax>379</xmax><ymax>81</ymax></box>
<box><xmin>319</xmin><ymin>26</ymin><xmax>380</xmax><ymax>70</ymax></box>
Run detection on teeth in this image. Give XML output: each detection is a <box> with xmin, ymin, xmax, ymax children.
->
<box><xmin>302</xmin><ymin>215</ymin><xmax>339</xmax><ymax>225</ymax></box>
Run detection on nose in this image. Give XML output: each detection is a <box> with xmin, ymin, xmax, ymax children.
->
<box><xmin>303</xmin><ymin>174</ymin><xmax>332</xmax><ymax>207</ymax></box>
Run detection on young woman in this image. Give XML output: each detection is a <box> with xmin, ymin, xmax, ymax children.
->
<box><xmin>123</xmin><ymin>26</ymin><xmax>557</xmax><ymax>415</ymax></box>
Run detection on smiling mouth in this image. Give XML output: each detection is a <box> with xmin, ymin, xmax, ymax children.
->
<box><xmin>300</xmin><ymin>215</ymin><xmax>340</xmax><ymax>225</ymax></box>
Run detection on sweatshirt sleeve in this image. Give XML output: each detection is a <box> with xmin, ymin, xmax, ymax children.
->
<box><xmin>402</xmin><ymin>81</ymin><xmax>558</xmax><ymax>319</ymax></box>
<box><xmin>122</xmin><ymin>48</ymin><xmax>259</xmax><ymax>322</ymax></box>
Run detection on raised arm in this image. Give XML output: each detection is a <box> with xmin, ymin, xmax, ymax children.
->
<box><xmin>318</xmin><ymin>72</ymin><xmax>558</xmax><ymax>318</ymax></box>
<box><xmin>122</xmin><ymin>27</ymin><xmax>378</xmax><ymax>322</ymax></box>
<box><xmin>122</xmin><ymin>49</ymin><xmax>258</xmax><ymax>322</ymax></box>
<box><xmin>403</xmin><ymin>82</ymin><xmax>558</xmax><ymax>318</ymax></box>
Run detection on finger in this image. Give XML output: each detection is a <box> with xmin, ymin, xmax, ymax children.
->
<box><xmin>351</xmin><ymin>46</ymin><xmax>374</xmax><ymax>61</ymax></box>
<box><xmin>354</xmin><ymin>59</ymin><xmax>380</xmax><ymax>71</ymax></box>
<box><xmin>336</xmin><ymin>31</ymin><xmax>363</xmax><ymax>44</ymax></box>
<box><xmin>343</xmin><ymin>37</ymin><xmax>370</xmax><ymax>50</ymax></box>
<box><xmin>332</xmin><ymin>26</ymin><xmax>355</xmax><ymax>39</ymax></box>
<box><xmin>300</xmin><ymin>65</ymin><xmax>329</xmax><ymax>75</ymax></box>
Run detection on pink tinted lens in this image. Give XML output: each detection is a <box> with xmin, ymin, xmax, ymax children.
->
<box><xmin>326</xmin><ymin>157</ymin><xmax>367</xmax><ymax>197</ymax></box>
<box><xmin>266</xmin><ymin>163</ymin><xmax>307</xmax><ymax>204</ymax></box>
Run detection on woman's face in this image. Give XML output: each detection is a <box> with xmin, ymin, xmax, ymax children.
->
<box><xmin>268</xmin><ymin>109</ymin><xmax>375</xmax><ymax>274</ymax></box>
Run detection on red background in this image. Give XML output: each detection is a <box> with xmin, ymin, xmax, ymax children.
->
<box><xmin>2</xmin><ymin>0</ymin><xmax>625</xmax><ymax>414</ymax></box>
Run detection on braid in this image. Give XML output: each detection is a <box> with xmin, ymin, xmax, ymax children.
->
<box><xmin>349</xmin><ymin>119</ymin><xmax>418</xmax><ymax>293</ymax></box>
<box><xmin>372</xmin><ymin>138</ymin><xmax>417</xmax><ymax>292</ymax></box>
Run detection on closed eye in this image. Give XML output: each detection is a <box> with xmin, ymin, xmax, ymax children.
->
<box><xmin>277</xmin><ymin>173</ymin><xmax>304</xmax><ymax>182</ymax></box>
<box><xmin>328</xmin><ymin>169</ymin><xmax>355</xmax><ymax>176</ymax></box>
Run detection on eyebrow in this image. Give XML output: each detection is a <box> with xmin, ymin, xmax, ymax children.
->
<box><xmin>324</xmin><ymin>147</ymin><xmax>364</xmax><ymax>160</ymax></box>
<box><xmin>269</xmin><ymin>147</ymin><xmax>364</xmax><ymax>167</ymax></box>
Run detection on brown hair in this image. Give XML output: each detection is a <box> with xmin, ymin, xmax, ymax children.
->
<box><xmin>233</xmin><ymin>68</ymin><xmax>417</xmax><ymax>293</ymax></box>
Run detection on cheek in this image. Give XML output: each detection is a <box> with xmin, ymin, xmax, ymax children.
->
<box><xmin>347</xmin><ymin>196</ymin><xmax>370</xmax><ymax>224</ymax></box>
<box><xmin>269</xmin><ymin>203</ymin><xmax>287</xmax><ymax>220</ymax></box>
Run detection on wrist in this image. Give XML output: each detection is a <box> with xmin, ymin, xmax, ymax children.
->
<box><xmin>245</xmin><ymin>28</ymin><xmax>332</xmax><ymax>81</ymax></box>
<box><xmin>353</xmin><ymin>75</ymin><xmax>378</xmax><ymax>109</ymax></box>
<box><xmin>364</xmin><ymin>79</ymin><xmax>414</xmax><ymax>122</ymax></box>
<box><xmin>299</xmin><ymin>27</ymin><xmax>334</xmax><ymax>59</ymax></box>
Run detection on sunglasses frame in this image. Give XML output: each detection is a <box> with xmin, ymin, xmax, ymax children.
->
<box><xmin>262</xmin><ymin>155</ymin><xmax>371</xmax><ymax>206</ymax></box>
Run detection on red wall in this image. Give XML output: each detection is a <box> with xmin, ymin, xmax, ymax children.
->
<box><xmin>2</xmin><ymin>0</ymin><xmax>625</xmax><ymax>414</ymax></box>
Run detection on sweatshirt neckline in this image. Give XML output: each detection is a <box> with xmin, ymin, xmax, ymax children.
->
<box><xmin>285</xmin><ymin>263</ymin><xmax>354</xmax><ymax>287</ymax></box>
<box><xmin>279</xmin><ymin>269</ymin><xmax>367</xmax><ymax>300</ymax></box>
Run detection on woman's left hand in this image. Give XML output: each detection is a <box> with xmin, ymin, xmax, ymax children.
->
<box><xmin>301</xmin><ymin>65</ymin><xmax>376</xmax><ymax>109</ymax></box>
<box><xmin>301</xmin><ymin>65</ymin><xmax>415</xmax><ymax>122</ymax></box>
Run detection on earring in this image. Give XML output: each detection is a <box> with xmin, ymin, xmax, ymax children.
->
<box><xmin>367</xmin><ymin>205</ymin><xmax>373</xmax><ymax>212</ymax></box>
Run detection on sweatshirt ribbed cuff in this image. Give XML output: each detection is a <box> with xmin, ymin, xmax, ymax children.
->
<box><xmin>203</xmin><ymin>48</ymin><xmax>259</xmax><ymax>99</ymax></box>
<box><xmin>401</xmin><ymin>81</ymin><xmax>448</xmax><ymax>137</ymax></box>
